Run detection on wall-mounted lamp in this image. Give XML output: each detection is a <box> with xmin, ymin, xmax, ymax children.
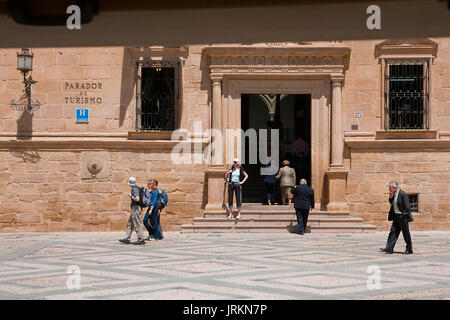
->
<box><xmin>17</xmin><ymin>48</ymin><xmax>33</xmax><ymax>73</ymax></box>
<box><xmin>11</xmin><ymin>48</ymin><xmax>40</xmax><ymax>112</ymax></box>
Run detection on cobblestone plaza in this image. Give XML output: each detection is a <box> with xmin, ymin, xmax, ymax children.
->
<box><xmin>0</xmin><ymin>231</ymin><xmax>448</xmax><ymax>300</ymax></box>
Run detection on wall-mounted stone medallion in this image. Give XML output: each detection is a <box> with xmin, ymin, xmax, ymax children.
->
<box><xmin>80</xmin><ymin>151</ymin><xmax>110</xmax><ymax>180</ymax></box>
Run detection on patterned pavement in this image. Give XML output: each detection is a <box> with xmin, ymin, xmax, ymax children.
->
<box><xmin>0</xmin><ymin>231</ymin><xmax>449</xmax><ymax>300</ymax></box>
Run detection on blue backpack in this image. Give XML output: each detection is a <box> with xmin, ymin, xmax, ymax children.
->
<box><xmin>140</xmin><ymin>187</ymin><xmax>151</xmax><ymax>207</ymax></box>
<box><xmin>157</xmin><ymin>188</ymin><xmax>168</xmax><ymax>209</ymax></box>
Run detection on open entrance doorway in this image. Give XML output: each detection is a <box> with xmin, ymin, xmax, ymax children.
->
<box><xmin>241</xmin><ymin>94</ymin><xmax>311</xmax><ymax>204</ymax></box>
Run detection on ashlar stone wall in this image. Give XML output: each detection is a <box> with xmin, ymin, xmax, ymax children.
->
<box><xmin>347</xmin><ymin>150</ymin><xmax>450</xmax><ymax>230</ymax></box>
<box><xmin>0</xmin><ymin>149</ymin><xmax>206</xmax><ymax>232</ymax></box>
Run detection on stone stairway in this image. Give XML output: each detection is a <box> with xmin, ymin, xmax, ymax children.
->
<box><xmin>181</xmin><ymin>203</ymin><xmax>376</xmax><ymax>233</ymax></box>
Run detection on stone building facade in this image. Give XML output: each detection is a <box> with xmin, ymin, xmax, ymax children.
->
<box><xmin>0</xmin><ymin>39</ymin><xmax>449</xmax><ymax>232</ymax></box>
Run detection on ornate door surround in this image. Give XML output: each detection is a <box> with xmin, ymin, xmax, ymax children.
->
<box><xmin>203</xmin><ymin>45</ymin><xmax>351</xmax><ymax>209</ymax></box>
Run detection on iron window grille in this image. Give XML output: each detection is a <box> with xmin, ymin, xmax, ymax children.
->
<box><xmin>384</xmin><ymin>59</ymin><xmax>430</xmax><ymax>130</ymax></box>
<box><xmin>136</xmin><ymin>60</ymin><xmax>180</xmax><ymax>131</ymax></box>
<box><xmin>408</xmin><ymin>194</ymin><xmax>419</xmax><ymax>213</ymax></box>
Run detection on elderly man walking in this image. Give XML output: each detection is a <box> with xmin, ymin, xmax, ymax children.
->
<box><xmin>119</xmin><ymin>176</ymin><xmax>146</xmax><ymax>245</ymax></box>
<box><xmin>291</xmin><ymin>179</ymin><xmax>314</xmax><ymax>235</ymax></box>
<box><xmin>380</xmin><ymin>181</ymin><xmax>414</xmax><ymax>254</ymax></box>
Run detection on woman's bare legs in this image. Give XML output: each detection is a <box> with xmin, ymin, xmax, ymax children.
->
<box><xmin>227</xmin><ymin>207</ymin><xmax>233</xmax><ymax>219</ymax></box>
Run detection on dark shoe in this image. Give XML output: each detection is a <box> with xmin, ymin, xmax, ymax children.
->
<box><xmin>402</xmin><ymin>250</ymin><xmax>413</xmax><ymax>255</ymax></box>
<box><xmin>379</xmin><ymin>248</ymin><xmax>389</xmax><ymax>252</ymax></box>
<box><xmin>119</xmin><ymin>239</ymin><xmax>131</xmax><ymax>244</ymax></box>
<box><xmin>146</xmin><ymin>236</ymin><xmax>153</xmax><ymax>241</ymax></box>
<box><xmin>384</xmin><ymin>249</ymin><xmax>394</xmax><ymax>254</ymax></box>
<box><xmin>299</xmin><ymin>232</ymin><xmax>304</xmax><ymax>235</ymax></box>
<box><xmin>132</xmin><ymin>239</ymin><xmax>145</xmax><ymax>245</ymax></box>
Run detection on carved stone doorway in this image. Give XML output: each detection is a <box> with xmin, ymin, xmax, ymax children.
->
<box><xmin>241</xmin><ymin>93</ymin><xmax>312</xmax><ymax>204</ymax></box>
<box><xmin>222</xmin><ymin>78</ymin><xmax>330</xmax><ymax>208</ymax></box>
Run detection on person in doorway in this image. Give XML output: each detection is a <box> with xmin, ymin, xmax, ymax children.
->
<box><xmin>291</xmin><ymin>179</ymin><xmax>314</xmax><ymax>235</ymax></box>
<box><xmin>292</xmin><ymin>134</ymin><xmax>309</xmax><ymax>184</ymax></box>
<box><xmin>276</xmin><ymin>160</ymin><xmax>296</xmax><ymax>205</ymax></box>
<box><xmin>225</xmin><ymin>158</ymin><xmax>248</xmax><ymax>219</ymax></box>
<box><xmin>119</xmin><ymin>177</ymin><xmax>146</xmax><ymax>245</ymax></box>
<box><xmin>379</xmin><ymin>181</ymin><xmax>414</xmax><ymax>254</ymax></box>
<box><xmin>264</xmin><ymin>161</ymin><xmax>278</xmax><ymax>206</ymax></box>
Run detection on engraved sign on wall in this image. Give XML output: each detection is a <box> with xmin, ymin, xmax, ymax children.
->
<box><xmin>63</xmin><ymin>82</ymin><xmax>103</xmax><ymax>105</ymax></box>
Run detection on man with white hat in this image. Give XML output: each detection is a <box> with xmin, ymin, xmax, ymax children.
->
<box><xmin>119</xmin><ymin>176</ymin><xmax>145</xmax><ymax>245</ymax></box>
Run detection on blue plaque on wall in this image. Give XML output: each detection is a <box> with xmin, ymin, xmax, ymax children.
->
<box><xmin>76</xmin><ymin>108</ymin><xmax>89</xmax><ymax>122</ymax></box>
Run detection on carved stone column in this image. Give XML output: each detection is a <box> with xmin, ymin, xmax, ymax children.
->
<box><xmin>211</xmin><ymin>76</ymin><xmax>222</xmax><ymax>139</ymax></box>
<box><xmin>331</xmin><ymin>76</ymin><xmax>344</xmax><ymax>167</ymax></box>
<box><xmin>326</xmin><ymin>75</ymin><xmax>348</xmax><ymax>212</ymax></box>
<box><xmin>205</xmin><ymin>76</ymin><xmax>226</xmax><ymax>211</ymax></box>
<box><xmin>210</xmin><ymin>76</ymin><xmax>223</xmax><ymax>166</ymax></box>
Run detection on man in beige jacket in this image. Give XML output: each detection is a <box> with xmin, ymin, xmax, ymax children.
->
<box><xmin>276</xmin><ymin>160</ymin><xmax>296</xmax><ymax>205</ymax></box>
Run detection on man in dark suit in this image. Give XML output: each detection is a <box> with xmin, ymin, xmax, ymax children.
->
<box><xmin>380</xmin><ymin>181</ymin><xmax>414</xmax><ymax>254</ymax></box>
<box><xmin>291</xmin><ymin>179</ymin><xmax>314</xmax><ymax>235</ymax></box>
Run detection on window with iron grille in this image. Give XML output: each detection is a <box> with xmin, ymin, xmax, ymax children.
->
<box><xmin>384</xmin><ymin>60</ymin><xmax>430</xmax><ymax>130</ymax></box>
<box><xmin>408</xmin><ymin>194</ymin><xmax>419</xmax><ymax>213</ymax></box>
<box><xmin>136</xmin><ymin>61</ymin><xmax>179</xmax><ymax>131</ymax></box>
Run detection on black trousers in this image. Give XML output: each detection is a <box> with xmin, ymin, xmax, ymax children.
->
<box><xmin>265</xmin><ymin>182</ymin><xmax>276</xmax><ymax>204</ymax></box>
<box><xmin>228</xmin><ymin>182</ymin><xmax>241</xmax><ymax>208</ymax></box>
<box><xmin>386</xmin><ymin>215</ymin><xmax>413</xmax><ymax>251</ymax></box>
<box><xmin>295</xmin><ymin>208</ymin><xmax>309</xmax><ymax>233</ymax></box>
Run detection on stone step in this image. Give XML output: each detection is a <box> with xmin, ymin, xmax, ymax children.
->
<box><xmin>206</xmin><ymin>206</ymin><xmax>349</xmax><ymax>213</ymax></box>
<box><xmin>192</xmin><ymin>217</ymin><xmax>365</xmax><ymax>224</ymax></box>
<box><xmin>205</xmin><ymin>209</ymin><xmax>350</xmax><ymax>214</ymax></box>
<box><xmin>187</xmin><ymin>221</ymin><xmax>371</xmax><ymax>229</ymax></box>
<box><xmin>181</xmin><ymin>225</ymin><xmax>295</xmax><ymax>233</ymax></box>
<box><xmin>242</xmin><ymin>203</ymin><xmax>288</xmax><ymax>207</ymax></box>
<box><xmin>204</xmin><ymin>211</ymin><xmax>351</xmax><ymax>218</ymax></box>
<box><xmin>181</xmin><ymin>204</ymin><xmax>376</xmax><ymax>233</ymax></box>
<box><xmin>181</xmin><ymin>223</ymin><xmax>376</xmax><ymax>233</ymax></box>
<box><xmin>220</xmin><ymin>205</ymin><xmax>348</xmax><ymax>212</ymax></box>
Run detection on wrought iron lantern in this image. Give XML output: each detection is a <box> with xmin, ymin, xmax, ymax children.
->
<box><xmin>17</xmin><ymin>48</ymin><xmax>33</xmax><ymax>73</ymax></box>
<box><xmin>10</xmin><ymin>48</ymin><xmax>40</xmax><ymax>112</ymax></box>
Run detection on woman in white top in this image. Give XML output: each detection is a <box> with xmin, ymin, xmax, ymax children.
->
<box><xmin>225</xmin><ymin>158</ymin><xmax>248</xmax><ymax>219</ymax></box>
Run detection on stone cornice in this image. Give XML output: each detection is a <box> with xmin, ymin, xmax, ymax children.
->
<box><xmin>204</xmin><ymin>46</ymin><xmax>351</xmax><ymax>77</ymax></box>
<box><xmin>375</xmin><ymin>130</ymin><xmax>438</xmax><ymax>140</ymax></box>
<box><xmin>344</xmin><ymin>130</ymin><xmax>440</xmax><ymax>140</ymax></box>
<box><xmin>130</xmin><ymin>46</ymin><xmax>189</xmax><ymax>65</ymax></box>
<box><xmin>127</xmin><ymin>131</ymin><xmax>173</xmax><ymax>140</ymax></box>
<box><xmin>345</xmin><ymin>139</ymin><xmax>450</xmax><ymax>151</ymax></box>
<box><xmin>0</xmin><ymin>140</ymin><xmax>208</xmax><ymax>152</ymax></box>
<box><xmin>374</xmin><ymin>39</ymin><xmax>438</xmax><ymax>59</ymax></box>
<box><xmin>204</xmin><ymin>46</ymin><xmax>351</xmax><ymax>56</ymax></box>
<box><xmin>0</xmin><ymin>132</ymin><xmax>128</xmax><ymax>139</ymax></box>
